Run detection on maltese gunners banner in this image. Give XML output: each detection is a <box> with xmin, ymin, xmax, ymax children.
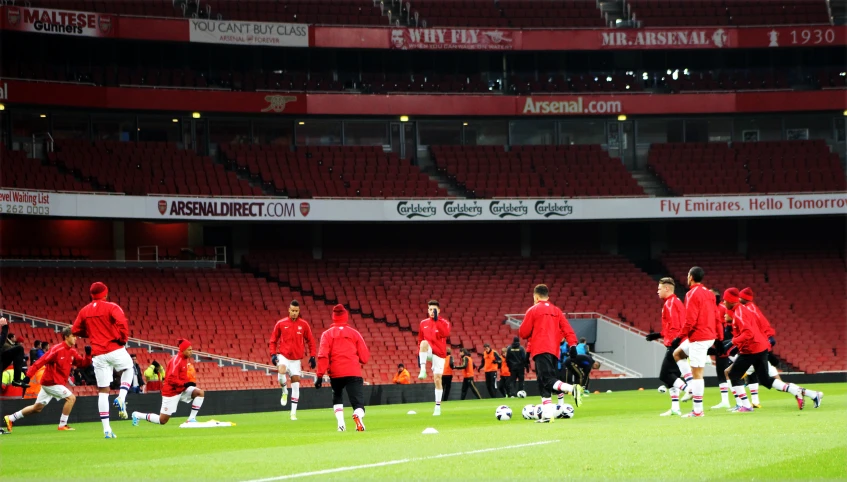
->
<box><xmin>390</xmin><ymin>28</ymin><xmax>518</xmax><ymax>50</ymax></box>
<box><xmin>3</xmin><ymin>6</ymin><xmax>114</xmax><ymax>38</ymax></box>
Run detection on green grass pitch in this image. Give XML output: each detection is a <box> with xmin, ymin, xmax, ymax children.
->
<box><xmin>1</xmin><ymin>383</ymin><xmax>845</xmax><ymax>481</ymax></box>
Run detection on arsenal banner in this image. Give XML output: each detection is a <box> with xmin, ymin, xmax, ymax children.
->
<box><xmin>3</xmin><ymin>6</ymin><xmax>114</xmax><ymax>38</ymax></box>
<box><xmin>188</xmin><ymin>19</ymin><xmax>308</xmax><ymax>47</ymax></box>
<box><xmin>389</xmin><ymin>27</ymin><xmax>518</xmax><ymax>50</ymax></box>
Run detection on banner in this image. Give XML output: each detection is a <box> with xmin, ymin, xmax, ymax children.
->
<box><xmin>189</xmin><ymin>19</ymin><xmax>308</xmax><ymax>47</ymax></box>
<box><xmin>596</xmin><ymin>28</ymin><xmax>731</xmax><ymax>49</ymax></box>
<box><xmin>2</xmin><ymin>189</ymin><xmax>844</xmax><ymax>222</ymax></box>
<box><xmin>736</xmin><ymin>25</ymin><xmax>846</xmax><ymax>49</ymax></box>
<box><xmin>389</xmin><ymin>28</ymin><xmax>518</xmax><ymax>50</ymax></box>
<box><xmin>2</xmin><ymin>6</ymin><xmax>114</xmax><ymax>38</ymax></box>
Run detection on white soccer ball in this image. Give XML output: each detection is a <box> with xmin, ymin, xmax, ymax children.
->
<box><xmin>521</xmin><ymin>404</ymin><xmax>536</xmax><ymax>420</ymax></box>
<box><xmin>516</xmin><ymin>390</ymin><xmax>527</xmax><ymax>398</ymax></box>
<box><xmin>534</xmin><ymin>405</ymin><xmax>544</xmax><ymax>420</ymax></box>
<box><xmin>495</xmin><ymin>405</ymin><xmax>512</xmax><ymax>421</ymax></box>
<box><xmin>556</xmin><ymin>403</ymin><xmax>575</xmax><ymax>419</ymax></box>
<box><xmin>658</xmin><ymin>385</ymin><xmax>667</xmax><ymax>393</ymax></box>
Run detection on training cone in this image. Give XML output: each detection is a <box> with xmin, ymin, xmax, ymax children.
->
<box><xmin>422</xmin><ymin>427</ymin><xmax>439</xmax><ymax>434</ymax></box>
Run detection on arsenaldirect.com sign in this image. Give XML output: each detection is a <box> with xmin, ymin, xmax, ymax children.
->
<box><xmin>189</xmin><ymin>19</ymin><xmax>308</xmax><ymax>47</ymax></box>
<box><xmin>154</xmin><ymin>198</ymin><xmax>311</xmax><ymax>220</ymax></box>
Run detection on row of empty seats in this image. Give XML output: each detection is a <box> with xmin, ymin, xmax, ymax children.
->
<box><xmin>1</xmin><ymin>144</ymin><xmax>95</xmax><ymax>193</ymax></box>
<box><xmin>414</xmin><ymin>0</ymin><xmax>606</xmax><ymax>28</ymax></box>
<box><xmin>433</xmin><ymin>145</ymin><xmax>645</xmax><ymax>198</ymax></box>
<box><xmin>628</xmin><ymin>0</ymin><xmax>831</xmax><ymax>26</ymax></box>
<box><xmin>649</xmin><ymin>140</ymin><xmax>846</xmax><ymax>195</ymax></box>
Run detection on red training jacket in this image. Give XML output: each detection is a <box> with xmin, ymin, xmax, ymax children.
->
<box><xmin>26</xmin><ymin>342</ymin><xmax>91</xmax><ymax>387</ymax></box>
<box><xmin>268</xmin><ymin>317</ymin><xmax>317</xmax><ymax>360</ymax></box>
<box><xmin>747</xmin><ymin>302</ymin><xmax>775</xmax><ymax>341</ymax></box>
<box><xmin>660</xmin><ymin>294</ymin><xmax>685</xmax><ymax>347</ymax></box>
<box><xmin>316</xmin><ymin>320</ymin><xmax>370</xmax><ymax>379</ymax></box>
<box><xmin>681</xmin><ymin>284</ymin><xmax>717</xmax><ymax>342</ymax></box>
<box><xmin>163</xmin><ymin>353</ymin><xmax>191</xmax><ymax>397</ymax></box>
<box><xmin>417</xmin><ymin>316</ymin><xmax>452</xmax><ymax>358</ymax></box>
<box><xmin>713</xmin><ymin>300</ymin><xmax>725</xmax><ymax>342</ymax></box>
<box><xmin>729</xmin><ymin>304</ymin><xmax>771</xmax><ymax>355</ymax></box>
<box><xmin>518</xmin><ymin>300</ymin><xmax>577</xmax><ymax>358</ymax></box>
<box><xmin>71</xmin><ymin>300</ymin><xmax>129</xmax><ymax>356</ymax></box>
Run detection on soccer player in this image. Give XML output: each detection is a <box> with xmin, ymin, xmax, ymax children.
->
<box><xmin>482</xmin><ymin>344</ymin><xmax>502</xmax><ymax>398</ymax></box>
<box><xmin>505</xmin><ymin>336</ymin><xmax>526</xmax><ymax>396</ymax></box>
<box><xmin>315</xmin><ymin>305</ymin><xmax>370</xmax><ymax>432</ymax></box>
<box><xmin>416</xmin><ymin>300</ymin><xmax>452</xmax><ymax>416</ymax></box>
<box><xmin>738</xmin><ymin>287</ymin><xmax>779</xmax><ymax>408</ymax></box>
<box><xmin>442</xmin><ymin>350</ymin><xmax>455</xmax><ymax>401</ymax></box>
<box><xmin>498</xmin><ymin>347</ymin><xmax>511</xmax><ymax>397</ymax></box>
<box><xmin>71</xmin><ymin>282</ymin><xmax>132</xmax><ymax>438</ymax></box>
<box><xmin>722</xmin><ymin>289</ymin><xmax>823</xmax><ymax>410</ymax></box>
<box><xmin>455</xmin><ymin>348</ymin><xmax>482</xmax><ymax>400</ymax></box>
<box><xmin>645</xmin><ymin>277</ymin><xmax>689</xmax><ymax>416</ymax></box>
<box><xmin>711</xmin><ymin>302</ymin><xmax>737</xmax><ymax>410</ymax></box>
<box><xmin>268</xmin><ymin>300</ymin><xmax>316</xmax><ymax>421</ymax></box>
<box><xmin>518</xmin><ymin>284</ymin><xmax>582</xmax><ymax>423</ymax></box>
<box><xmin>670</xmin><ymin>267</ymin><xmax>716</xmax><ymax>418</ymax></box>
<box><xmin>132</xmin><ymin>339</ymin><xmax>205</xmax><ymax>426</ymax></box>
<box><xmin>3</xmin><ymin>327</ymin><xmax>91</xmax><ymax>432</ymax></box>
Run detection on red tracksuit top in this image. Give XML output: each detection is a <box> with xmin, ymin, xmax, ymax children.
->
<box><xmin>417</xmin><ymin>317</ymin><xmax>452</xmax><ymax>358</ymax></box>
<box><xmin>316</xmin><ymin>321</ymin><xmax>370</xmax><ymax>379</ymax></box>
<box><xmin>660</xmin><ymin>294</ymin><xmax>685</xmax><ymax>347</ymax></box>
<box><xmin>730</xmin><ymin>304</ymin><xmax>771</xmax><ymax>355</ymax></box>
<box><xmin>681</xmin><ymin>284</ymin><xmax>717</xmax><ymax>342</ymax></box>
<box><xmin>26</xmin><ymin>342</ymin><xmax>91</xmax><ymax>387</ymax></box>
<box><xmin>268</xmin><ymin>317</ymin><xmax>317</xmax><ymax>360</ymax></box>
<box><xmin>716</xmin><ymin>304</ymin><xmax>731</xmax><ymax>358</ymax></box>
<box><xmin>71</xmin><ymin>300</ymin><xmax>129</xmax><ymax>356</ymax></box>
<box><xmin>747</xmin><ymin>302</ymin><xmax>775</xmax><ymax>340</ymax></box>
<box><xmin>163</xmin><ymin>353</ymin><xmax>191</xmax><ymax>397</ymax></box>
<box><xmin>518</xmin><ymin>300</ymin><xmax>577</xmax><ymax>358</ymax></box>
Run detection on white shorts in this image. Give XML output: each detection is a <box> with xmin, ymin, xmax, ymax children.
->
<box><xmin>277</xmin><ymin>356</ymin><xmax>302</xmax><ymax>377</ymax></box>
<box><xmin>431</xmin><ymin>355</ymin><xmax>445</xmax><ymax>375</ymax></box>
<box><xmin>35</xmin><ymin>385</ymin><xmax>73</xmax><ymax>406</ymax></box>
<box><xmin>746</xmin><ymin>361</ymin><xmax>779</xmax><ymax>378</ymax></box>
<box><xmin>93</xmin><ymin>348</ymin><xmax>134</xmax><ymax>388</ymax></box>
<box><xmin>160</xmin><ymin>386</ymin><xmax>196</xmax><ymax>415</ymax></box>
<box><xmin>679</xmin><ymin>339</ymin><xmax>714</xmax><ymax>368</ymax></box>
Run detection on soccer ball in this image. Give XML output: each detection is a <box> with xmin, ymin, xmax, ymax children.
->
<box><xmin>534</xmin><ymin>405</ymin><xmax>544</xmax><ymax>420</ymax></box>
<box><xmin>495</xmin><ymin>405</ymin><xmax>512</xmax><ymax>421</ymax></box>
<box><xmin>556</xmin><ymin>403</ymin><xmax>575</xmax><ymax>419</ymax></box>
<box><xmin>658</xmin><ymin>385</ymin><xmax>667</xmax><ymax>393</ymax></box>
<box><xmin>516</xmin><ymin>390</ymin><xmax>527</xmax><ymax>398</ymax></box>
<box><xmin>521</xmin><ymin>404</ymin><xmax>536</xmax><ymax>420</ymax></box>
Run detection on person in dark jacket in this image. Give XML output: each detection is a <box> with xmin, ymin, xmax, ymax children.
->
<box><xmin>505</xmin><ymin>336</ymin><xmax>526</xmax><ymax>396</ymax></box>
<box><xmin>0</xmin><ymin>319</ymin><xmax>29</xmax><ymax>389</ymax></box>
<box><xmin>29</xmin><ymin>340</ymin><xmax>41</xmax><ymax>364</ymax></box>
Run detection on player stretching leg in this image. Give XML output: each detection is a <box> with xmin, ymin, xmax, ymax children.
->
<box><xmin>4</xmin><ymin>327</ymin><xmax>91</xmax><ymax>432</ymax></box>
<box><xmin>739</xmin><ymin>287</ymin><xmax>779</xmax><ymax>408</ymax></box>
<box><xmin>417</xmin><ymin>300</ymin><xmax>452</xmax><ymax>416</ymax></box>
<box><xmin>315</xmin><ymin>305</ymin><xmax>370</xmax><ymax>432</ymax></box>
<box><xmin>519</xmin><ymin>284</ymin><xmax>582</xmax><ymax>423</ymax></box>
<box><xmin>645</xmin><ymin>278</ymin><xmax>689</xmax><ymax>416</ymax></box>
<box><xmin>71</xmin><ymin>282</ymin><xmax>133</xmax><ymax>438</ymax></box>
<box><xmin>268</xmin><ymin>300</ymin><xmax>317</xmax><ymax>421</ymax></box>
<box><xmin>132</xmin><ymin>339</ymin><xmax>206</xmax><ymax>426</ymax></box>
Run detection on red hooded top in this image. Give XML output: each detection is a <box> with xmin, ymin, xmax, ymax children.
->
<box><xmin>316</xmin><ymin>306</ymin><xmax>370</xmax><ymax>379</ymax></box>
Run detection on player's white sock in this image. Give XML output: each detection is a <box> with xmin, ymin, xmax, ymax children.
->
<box><xmin>719</xmin><ymin>382</ymin><xmax>729</xmax><ymax>405</ymax></box>
<box><xmin>278</xmin><ymin>373</ymin><xmax>287</xmax><ymax>387</ymax></box>
<box><xmin>552</xmin><ymin>380</ymin><xmax>573</xmax><ymax>394</ymax></box>
<box><xmin>190</xmin><ymin>397</ymin><xmax>204</xmax><ymax>420</ymax></box>
<box><xmin>418</xmin><ymin>351</ymin><xmax>428</xmax><ymax>368</ymax></box>
<box><xmin>118</xmin><ymin>369</ymin><xmax>133</xmax><ymax>403</ymax></box>
<box><xmin>144</xmin><ymin>413</ymin><xmax>161</xmax><ymax>424</ymax></box>
<box><xmin>541</xmin><ymin>398</ymin><xmax>554</xmax><ymax>419</ymax></box>
<box><xmin>435</xmin><ymin>389</ymin><xmax>443</xmax><ymax>407</ymax></box>
<box><xmin>748</xmin><ymin>383</ymin><xmax>760</xmax><ymax>405</ymax></box>
<box><xmin>691</xmin><ymin>379</ymin><xmax>704</xmax><ymax>413</ymax></box>
<box><xmin>670</xmin><ymin>387</ymin><xmax>680</xmax><ymax>411</ymax></box>
<box><xmin>676</xmin><ymin>360</ymin><xmax>692</xmax><ymax>383</ymax></box>
<box><xmin>98</xmin><ymin>393</ymin><xmax>112</xmax><ymax>432</ymax></box>
<box><xmin>9</xmin><ymin>410</ymin><xmax>24</xmax><ymax>422</ymax></box>
<box><xmin>672</xmin><ymin>378</ymin><xmax>688</xmax><ymax>392</ymax></box>
<box><xmin>333</xmin><ymin>404</ymin><xmax>345</xmax><ymax>427</ymax></box>
<box><xmin>772</xmin><ymin>380</ymin><xmax>810</xmax><ymax>398</ymax></box>
<box><xmin>353</xmin><ymin>408</ymin><xmax>365</xmax><ymax>420</ymax></box>
<box><xmin>59</xmin><ymin>414</ymin><xmax>69</xmax><ymax>427</ymax></box>
<box><xmin>731</xmin><ymin>388</ymin><xmax>741</xmax><ymax>407</ymax></box>
<box><xmin>733</xmin><ymin>386</ymin><xmax>752</xmax><ymax>409</ymax></box>
<box><xmin>291</xmin><ymin>382</ymin><xmax>300</xmax><ymax>415</ymax></box>
<box><xmin>557</xmin><ymin>393</ymin><xmax>565</xmax><ymax>403</ymax></box>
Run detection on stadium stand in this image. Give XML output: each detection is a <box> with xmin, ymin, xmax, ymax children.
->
<box><xmin>628</xmin><ymin>0</ymin><xmax>831</xmax><ymax>27</ymax></box>
<box><xmin>413</xmin><ymin>0</ymin><xmax>606</xmax><ymax>28</ymax></box>
<box><xmin>648</xmin><ymin>140</ymin><xmax>846</xmax><ymax>195</ymax></box>
<box><xmin>220</xmin><ymin>145</ymin><xmax>449</xmax><ymax>198</ymax></box>
<box><xmin>1</xmin><ymin>143</ymin><xmax>94</xmax><ymax>193</ymax></box>
<box><xmin>432</xmin><ymin>145</ymin><xmax>645</xmax><ymax>198</ymax></box>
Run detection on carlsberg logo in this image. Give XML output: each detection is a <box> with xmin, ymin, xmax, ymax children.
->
<box><xmin>397</xmin><ymin>201</ymin><xmax>437</xmax><ymax>218</ymax></box>
<box><xmin>535</xmin><ymin>200</ymin><xmax>574</xmax><ymax>218</ymax></box>
<box><xmin>489</xmin><ymin>201</ymin><xmax>528</xmax><ymax>218</ymax></box>
<box><xmin>444</xmin><ymin>201</ymin><xmax>482</xmax><ymax>218</ymax></box>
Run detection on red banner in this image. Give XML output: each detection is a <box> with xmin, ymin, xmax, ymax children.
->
<box><xmin>736</xmin><ymin>25</ymin><xmax>846</xmax><ymax>49</ymax></box>
<box><xmin>388</xmin><ymin>27</ymin><xmax>519</xmax><ymax>50</ymax></box>
<box><xmin>2</xmin><ymin>79</ymin><xmax>844</xmax><ymax>117</ymax></box>
<box><xmin>2</xmin><ymin>6</ymin><xmax>114</xmax><ymax>38</ymax></box>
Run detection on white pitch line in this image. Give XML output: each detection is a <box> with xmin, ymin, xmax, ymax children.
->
<box><xmin>243</xmin><ymin>439</ymin><xmax>560</xmax><ymax>482</ymax></box>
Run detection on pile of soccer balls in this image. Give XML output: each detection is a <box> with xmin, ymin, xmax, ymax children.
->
<box><xmin>520</xmin><ymin>403</ymin><xmax>574</xmax><ymax>420</ymax></box>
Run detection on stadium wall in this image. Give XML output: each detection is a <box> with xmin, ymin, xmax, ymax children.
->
<box><xmin>3</xmin><ymin>373</ymin><xmax>844</xmax><ymax>426</ymax></box>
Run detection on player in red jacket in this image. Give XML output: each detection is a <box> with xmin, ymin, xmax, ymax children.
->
<box><xmin>71</xmin><ymin>282</ymin><xmax>131</xmax><ymax>438</ymax></box>
<box><xmin>738</xmin><ymin>287</ymin><xmax>780</xmax><ymax>408</ymax></box>
<box><xmin>315</xmin><ymin>305</ymin><xmax>370</xmax><ymax>432</ymax></box>
<box><xmin>416</xmin><ymin>300</ymin><xmax>452</xmax><ymax>416</ymax></box>
<box><xmin>518</xmin><ymin>284</ymin><xmax>581</xmax><ymax>422</ymax></box>
<box><xmin>645</xmin><ymin>277</ymin><xmax>689</xmax><ymax>416</ymax></box>
<box><xmin>132</xmin><ymin>339</ymin><xmax>206</xmax><ymax>426</ymax></box>
<box><xmin>268</xmin><ymin>300</ymin><xmax>316</xmax><ymax>420</ymax></box>
<box><xmin>722</xmin><ymin>288</ymin><xmax>823</xmax><ymax>411</ymax></box>
<box><xmin>671</xmin><ymin>267</ymin><xmax>717</xmax><ymax>417</ymax></box>
<box><xmin>3</xmin><ymin>327</ymin><xmax>91</xmax><ymax>432</ymax></box>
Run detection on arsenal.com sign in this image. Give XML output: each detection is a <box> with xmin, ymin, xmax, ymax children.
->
<box><xmin>4</xmin><ymin>7</ymin><xmax>114</xmax><ymax>38</ymax></box>
<box><xmin>390</xmin><ymin>28</ymin><xmax>516</xmax><ymax>50</ymax></box>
